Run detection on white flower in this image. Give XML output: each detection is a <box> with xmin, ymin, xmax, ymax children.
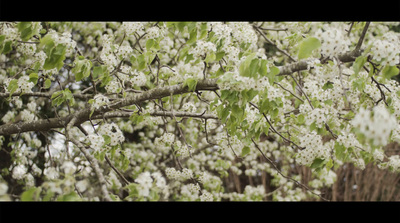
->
<box><xmin>18</xmin><ymin>76</ymin><xmax>34</xmax><ymax>94</ymax></box>
<box><xmin>105</xmin><ymin>79</ymin><xmax>122</xmax><ymax>94</ymax></box>
<box><xmin>200</xmin><ymin>191</ymin><xmax>213</xmax><ymax>201</ymax></box>
<box><xmin>44</xmin><ymin>166</ymin><xmax>59</xmax><ymax>179</ymax></box>
<box><xmin>351</xmin><ymin>105</ymin><xmax>397</xmax><ymax>146</ymax></box>
<box><xmin>131</xmin><ymin>70</ymin><xmax>147</xmax><ymax>87</ymax></box>
<box><xmin>0</xmin><ymin>183</ymin><xmax>8</xmax><ymax>195</ymax></box>
<box><xmin>87</xmin><ymin>133</ymin><xmax>105</xmax><ymax>150</ymax></box>
<box><xmin>189</xmin><ymin>40</ymin><xmax>216</xmax><ymax>57</ymax></box>
<box><xmin>1</xmin><ymin>111</ymin><xmax>15</xmax><ymax>124</ymax></box>
<box><xmin>27</xmin><ymin>101</ymin><xmax>37</xmax><ymax>112</ymax></box>
<box><xmin>135</xmin><ymin>172</ymin><xmax>153</xmax><ymax>197</ymax></box>
<box><xmin>388</xmin><ymin>155</ymin><xmax>400</xmax><ymax>171</ymax></box>
<box><xmin>120</xmin><ymin>22</ymin><xmax>144</xmax><ymax>36</ymax></box>
<box><xmin>97</xmin><ymin>122</ymin><xmax>124</xmax><ymax>146</ymax></box>
<box><xmin>91</xmin><ymin>94</ymin><xmax>109</xmax><ymax>110</ymax></box>
<box><xmin>20</xmin><ymin>109</ymin><xmax>35</xmax><ymax>122</ymax></box>
<box><xmin>12</xmin><ymin>165</ymin><xmax>27</xmax><ymax>180</ymax></box>
<box><xmin>316</xmin><ymin>27</ymin><xmax>350</xmax><ymax>59</ymax></box>
<box><xmin>61</xmin><ymin>161</ymin><xmax>77</xmax><ymax>175</ymax></box>
<box><xmin>76</xmin><ymin>179</ymin><xmax>89</xmax><ymax>192</ymax></box>
<box><xmin>165</xmin><ymin>167</ymin><xmax>180</xmax><ymax>180</ymax></box>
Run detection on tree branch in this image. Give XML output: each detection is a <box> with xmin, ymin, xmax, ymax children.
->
<box><xmin>0</xmin><ymin>79</ymin><xmax>219</xmax><ymax>136</ymax></box>
<box><xmin>65</xmin><ymin>116</ymin><xmax>112</xmax><ymax>201</ymax></box>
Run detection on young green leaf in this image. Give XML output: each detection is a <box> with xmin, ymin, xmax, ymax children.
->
<box><xmin>382</xmin><ymin>65</ymin><xmax>399</xmax><ymax>80</ymax></box>
<box><xmin>28</xmin><ymin>73</ymin><xmax>39</xmax><ymax>85</ymax></box>
<box><xmin>241</xmin><ymin>146</ymin><xmax>251</xmax><ymax>157</ymax></box>
<box><xmin>43</xmin><ymin>44</ymin><xmax>67</xmax><ymax>70</ymax></box>
<box><xmin>183</xmin><ymin>78</ymin><xmax>198</xmax><ymax>92</ymax></box>
<box><xmin>353</xmin><ymin>55</ymin><xmax>367</xmax><ymax>75</ymax></box>
<box><xmin>44</xmin><ymin>78</ymin><xmax>52</xmax><ymax>89</ymax></box>
<box><xmin>17</xmin><ymin>22</ymin><xmax>35</xmax><ymax>41</ymax></box>
<box><xmin>20</xmin><ymin>187</ymin><xmax>41</xmax><ymax>201</ymax></box>
<box><xmin>298</xmin><ymin>37</ymin><xmax>321</xmax><ymax>60</ymax></box>
<box><xmin>7</xmin><ymin>79</ymin><xmax>18</xmax><ymax>95</ymax></box>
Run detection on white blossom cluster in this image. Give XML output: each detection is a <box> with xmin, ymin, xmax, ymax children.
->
<box><xmin>130</xmin><ymin>70</ymin><xmax>147</xmax><ymax>87</ymax></box>
<box><xmin>351</xmin><ymin>105</ymin><xmax>397</xmax><ymax>146</ymax></box>
<box><xmin>296</xmin><ymin>131</ymin><xmax>330</xmax><ymax>165</ymax></box>
<box><xmin>228</xmin><ymin>22</ymin><xmax>258</xmax><ymax>47</ymax></box>
<box><xmin>120</xmin><ymin>22</ymin><xmax>144</xmax><ymax>36</ymax></box>
<box><xmin>165</xmin><ymin>167</ymin><xmax>193</xmax><ymax>181</ymax></box>
<box><xmin>87</xmin><ymin>133</ymin><xmax>105</xmax><ymax>151</ymax></box>
<box><xmin>97</xmin><ymin>122</ymin><xmax>125</xmax><ymax>146</ymax></box>
<box><xmin>100</xmin><ymin>34</ymin><xmax>119</xmax><ymax>72</ymax></box>
<box><xmin>47</xmin><ymin>30</ymin><xmax>77</xmax><ymax>56</ymax></box>
<box><xmin>218</xmin><ymin>69</ymin><xmax>270</xmax><ymax>92</ymax></box>
<box><xmin>0</xmin><ymin>23</ymin><xmax>19</xmax><ymax>41</ymax></box>
<box><xmin>105</xmin><ymin>79</ymin><xmax>122</xmax><ymax>94</ymax></box>
<box><xmin>17</xmin><ymin>43</ymin><xmax>37</xmax><ymax>57</ymax></box>
<box><xmin>315</xmin><ymin>27</ymin><xmax>350</xmax><ymax>59</ymax></box>
<box><xmin>146</xmin><ymin>26</ymin><xmax>164</xmax><ymax>40</ymax></box>
<box><xmin>4</xmin><ymin>76</ymin><xmax>35</xmax><ymax>94</ymax></box>
<box><xmin>91</xmin><ymin>94</ymin><xmax>109</xmax><ymax>110</ymax></box>
<box><xmin>189</xmin><ymin>40</ymin><xmax>217</xmax><ymax>57</ymax></box>
<box><xmin>370</xmin><ymin>32</ymin><xmax>400</xmax><ymax>66</ymax></box>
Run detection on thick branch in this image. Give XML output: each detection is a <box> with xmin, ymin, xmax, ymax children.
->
<box><xmin>277</xmin><ymin>50</ymin><xmax>361</xmax><ymax>76</ymax></box>
<box><xmin>0</xmin><ymin>79</ymin><xmax>219</xmax><ymax>136</ymax></box>
<box><xmin>91</xmin><ymin>110</ymin><xmax>218</xmax><ymax>120</ymax></box>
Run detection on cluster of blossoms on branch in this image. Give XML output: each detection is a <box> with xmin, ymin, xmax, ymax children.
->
<box><xmin>1</xmin><ymin>21</ymin><xmax>400</xmax><ymax>202</ymax></box>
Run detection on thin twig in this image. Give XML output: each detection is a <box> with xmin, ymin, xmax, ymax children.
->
<box><xmin>251</xmin><ymin>138</ymin><xmax>329</xmax><ymax>201</ymax></box>
<box><xmin>253</xmin><ymin>25</ymin><xmax>297</xmax><ymax>62</ymax></box>
<box><xmin>274</xmin><ymin>81</ymin><xmax>304</xmax><ymax>103</ymax></box>
<box><xmin>289</xmin><ymin>73</ymin><xmax>313</xmax><ymax>109</ymax></box>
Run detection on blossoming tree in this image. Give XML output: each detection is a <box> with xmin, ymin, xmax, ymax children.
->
<box><xmin>1</xmin><ymin>21</ymin><xmax>400</xmax><ymax>201</ymax></box>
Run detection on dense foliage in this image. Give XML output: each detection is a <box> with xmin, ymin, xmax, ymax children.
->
<box><xmin>0</xmin><ymin>21</ymin><xmax>400</xmax><ymax>201</ymax></box>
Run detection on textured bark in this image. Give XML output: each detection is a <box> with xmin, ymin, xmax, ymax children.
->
<box><xmin>0</xmin><ymin>78</ymin><xmax>219</xmax><ymax>136</ymax></box>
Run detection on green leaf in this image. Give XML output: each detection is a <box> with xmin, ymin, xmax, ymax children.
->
<box><xmin>310</xmin><ymin>158</ymin><xmax>325</xmax><ymax>169</ymax></box>
<box><xmin>259</xmin><ymin>59</ymin><xmax>268</xmax><ymax>76</ymax></box>
<box><xmin>241</xmin><ymin>146</ymin><xmax>250</xmax><ymax>157</ymax></box>
<box><xmin>146</xmin><ymin>39</ymin><xmax>155</xmax><ymax>51</ymax></box>
<box><xmin>215</xmin><ymin>51</ymin><xmax>225</xmax><ymax>61</ymax></box>
<box><xmin>353</xmin><ymin>55</ymin><xmax>367</xmax><ymax>75</ymax></box>
<box><xmin>137</xmin><ymin>54</ymin><xmax>146</xmax><ymax>71</ymax></box>
<box><xmin>266</xmin><ymin>66</ymin><xmax>280</xmax><ymax>85</ymax></box>
<box><xmin>326</xmin><ymin>158</ymin><xmax>334</xmax><ymax>171</ymax></box>
<box><xmin>382</xmin><ymin>65</ymin><xmax>399</xmax><ymax>80</ymax></box>
<box><xmin>72</xmin><ymin>57</ymin><xmax>92</xmax><ymax>82</ymax></box>
<box><xmin>7</xmin><ymin>79</ymin><xmax>18</xmax><ymax>95</ymax></box>
<box><xmin>21</xmin><ymin>187</ymin><xmax>41</xmax><ymax>201</ymax></box>
<box><xmin>187</xmin><ymin>28</ymin><xmax>197</xmax><ymax>45</ymax></box>
<box><xmin>17</xmin><ymin>22</ymin><xmax>34</xmax><ymax>41</ymax></box>
<box><xmin>239</xmin><ymin>53</ymin><xmax>256</xmax><ymax>77</ymax></box>
<box><xmin>44</xmin><ymin>78</ymin><xmax>52</xmax><ymax>89</ymax></box>
<box><xmin>28</xmin><ymin>73</ymin><xmax>38</xmax><ymax>85</ymax></box>
<box><xmin>322</xmin><ymin>81</ymin><xmax>334</xmax><ymax>90</ymax></box>
<box><xmin>352</xmin><ymin>78</ymin><xmax>366</xmax><ymax>91</ymax></box>
<box><xmin>249</xmin><ymin>58</ymin><xmax>260</xmax><ymax>78</ymax></box>
<box><xmin>2</xmin><ymin>40</ymin><xmax>12</xmax><ymax>55</ymax></box>
<box><xmin>204</xmin><ymin>53</ymin><xmax>216</xmax><ymax>65</ymax></box>
<box><xmin>43</xmin><ymin>44</ymin><xmax>67</xmax><ymax>70</ymax></box>
<box><xmin>0</xmin><ymin>35</ymin><xmax>6</xmax><ymax>54</ymax></box>
<box><xmin>298</xmin><ymin>37</ymin><xmax>321</xmax><ymax>60</ymax></box>
<box><xmin>183</xmin><ymin>78</ymin><xmax>197</xmax><ymax>92</ymax></box>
